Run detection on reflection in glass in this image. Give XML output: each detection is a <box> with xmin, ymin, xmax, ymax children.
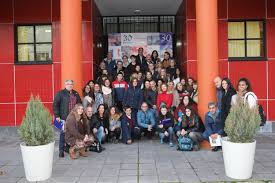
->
<box><xmin>36</xmin><ymin>44</ymin><xmax>52</xmax><ymax>61</ymax></box>
<box><xmin>18</xmin><ymin>44</ymin><xmax>34</xmax><ymax>61</ymax></box>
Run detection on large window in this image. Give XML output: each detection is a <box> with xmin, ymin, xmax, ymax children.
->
<box><xmin>16</xmin><ymin>25</ymin><xmax>52</xmax><ymax>64</ymax></box>
<box><xmin>228</xmin><ymin>20</ymin><xmax>266</xmax><ymax>60</ymax></box>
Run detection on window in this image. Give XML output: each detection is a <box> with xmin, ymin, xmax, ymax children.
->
<box><xmin>16</xmin><ymin>25</ymin><xmax>52</xmax><ymax>64</ymax></box>
<box><xmin>228</xmin><ymin>20</ymin><xmax>266</xmax><ymax>60</ymax></box>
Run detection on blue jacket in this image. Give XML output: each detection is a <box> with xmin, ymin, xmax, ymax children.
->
<box><xmin>123</xmin><ymin>84</ymin><xmax>143</xmax><ymax>110</ymax></box>
<box><xmin>104</xmin><ymin>59</ymin><xmax>116</xmax><ymax>73</ymax></box>
<box><xmin>121</xmin><ymin>114</ymin><xmax>138</xmax><ymax>143</ymax></box>
<box><xmin>204</xmin><ymin>110</ymin><xmax>224</xmax><ymax>135</ymax></box>
<box><xmin>137</xmin><ymin>109</ymin><xmax>156</xmax><ymax>128</ymax></box>
<box><xmin>216</xmin><ymin>88</ymin><xmax>223</xmax><ymax>111</ymax></box>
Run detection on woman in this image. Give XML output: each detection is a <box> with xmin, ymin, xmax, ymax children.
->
<box><xmin>157</xmin><ymin>106</ymin><xmax>174</xmax><ymax>146</ymax></box>
<box><xmin>174</xmin><ymin>106</ymin><xmax>203</xmax><ymax>151</ymax></box>
<box><xmin>123</xmin><ymin>78</ymin><xmax>143</xmax><ymax>116</ymax></box>
<box><xmin>173</xmin><ymin>68</ymin><xmax>181</xmax><ymax>86</ymax></box>
<box><xmin>87</xmin><ymin>80</ymin><xmax>95</xmax><ymax>92</ymax></box>
<box><xmin>151</xmin><ymin>50</ymin><xmax>161</xmax><ymax>64</ymax></box>
<box><xmin>109</xmin><ymin>106</ymin><xmax>122</xmax><ymax>143</ymax></box>
<box><xmin>65</xmin><ymin>104</ymin><xmax>94</xmax><ymax>159</ymax></box>
<box><xmin>221</xmin><ymin>78</ymin><xmax>236</xmax><ymax>123</ymax></box>
<box><xmin>145</xmin><ymin>71</ymin><xmax>153</xmax><ymax>82</ymax></box>
<box><xmin>147</xmin><ymin>63</ymin><xmax>158</xmax><ymax>81</ymax></box>
<box><xmin>82</xmin><ymin>91</ymin><xmax>94</xmax><ymax>109</ymax></box>
<box><xmin>90</xmin><ymin>104</ymin><xmax>109</xmax><ymax>145</ymax></box>
<box><xmin>156</xmin><ymin>84</ymin><xmax>173</xmax><ymax>110</ymax></box>
<box><xmin>172</xmin><ymin>83</ymin><xmax>185</xmax><ymax>109</ymax></box>
<box><xmin>174</xmin><ymin>95</ymin><xmax>197</xmax><ymax>122</ymax></box>
<box><xmin>143</xmin><ymin>80</ymin><xmax>157</xmax><ymax>109</ymax></box>
<box><xmin>190</xmin><ymin>81</ymin><xmax>198</xmax><ymax>104</ymax></box>
<box><xmin>92</xmin><ymin>83</ymin><xmax>104</xmax><ymax>114</ymax></box>
<box><xmin>102</xmin><ymin>79</ymin><xmax>113</xmax><ymax>109</ymax></box>
<box><xmin>231</xmin><ymin>78</ymin><xmax>257</xmax><ymax>108</ymax></box>
<box><xmin>121</xmin><ymin>106</ymin><xmax>141</xmax><ymax>144</ymax></box>
<box><xmin>186</xmin><ymin>77</ymin><xmax>194</xmax><ymax>94</ymax></box>
<box><xmin>167</xmin><ymin>81</ymin><xmax>174</xmax><ymax>94</ymax></box>
<box><xmin>157</xmin><ymin>79</ymin><xmax>164</xmax><ymax>94</ymax></box>
<box><xmin>162</xmin><ymin>51</ymin><xmax>171</xmax><ymax>68</ymax></box>
<box><xmin>82</xmin><ymin>84</ymin><xmax>91</xmax><ymax>97</ymax></box>
<box><xmin>158</xmin><ymin>68</ymin><xmax>169</xmax><ymax>83</ymax></box>
<box><xmin>167</xmin><ymin>59</ymin><xmax>177</xmax><ymax>80</ymax></box>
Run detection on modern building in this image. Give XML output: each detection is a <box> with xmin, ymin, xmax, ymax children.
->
<box><xmin>0</xmin><ymin>0</ymin><xmax>274</xmax><ymax>127</ymax></box>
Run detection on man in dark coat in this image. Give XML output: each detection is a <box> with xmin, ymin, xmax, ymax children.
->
<box><xmin>135</xmin><ymin>47</ymin><xmax>147</xmax><ymax>71</ymax></box>
<box><xmin>53</xmin><ymin>80</ymin><xmax>81</xmax><ymax>158</ymax></box>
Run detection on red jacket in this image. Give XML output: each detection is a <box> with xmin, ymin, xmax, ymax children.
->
<box><xmin>156</xmin><ymin>91</ymin><xmax>173</xmax><ymax>110</ymax></box>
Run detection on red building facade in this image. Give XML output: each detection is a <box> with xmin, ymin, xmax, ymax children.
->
<box><xmin>0</xmin><ymin>0</ymin><xmax>274</xmax><ymax>126</ymax></box>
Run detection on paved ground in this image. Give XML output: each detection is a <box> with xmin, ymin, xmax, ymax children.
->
<box><xmin>0</xmin><ymin>133</ymin><xmax>275</xmax><ymax>183</ymax></box>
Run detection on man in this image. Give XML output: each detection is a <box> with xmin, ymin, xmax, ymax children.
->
<box><xmin>135</xmin><ymin>47</ymin><xmax>147</xmax><ymax>70</ymax></box>
<box><xmin>121</xmin><ymin>106</ymin><xmax>141</xmax><ymax>144</ymax></box>
<box><xmin>53</xmin><ymin>80</ymin><xmax>81</xmax><ymax>158</ymax></box>
<box><xmin>137</xmin><ymin>102</ymin><xmax>156</xmax><ymax>139</ymax></box>
<box><xmin>103</xmin><ymin>51</ymin><xmax>116</xmax><ymax>74</ymax></box>
<box><xmin>112</xmin><ymin>72</ymin><xmax>128</xmax><ymax>112</ymax></box>
<box><xmin>202</xmin><ymin>102</ymin><xmax>224</xmax><ymax>151</ymax></box>
<box><xmin>122</xmin><ymin>55</ymin><xmax>130</xmax><ymax>68</ymax></box>
<box><xmin>214</xmin><ymin>76</ymin><xmax>223</xmax><ymax>111</ymax></box>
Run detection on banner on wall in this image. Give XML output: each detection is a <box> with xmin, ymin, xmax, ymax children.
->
<box><xmin>108</xmin><ymin>32</ymin><xmax>173</xmax><ymax>60</ymax></box>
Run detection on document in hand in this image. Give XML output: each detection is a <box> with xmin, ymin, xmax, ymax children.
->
<box><xmin>209</xmin><ymin>135</ymin><xmax>222</xmax><ymax>147</ymax></box>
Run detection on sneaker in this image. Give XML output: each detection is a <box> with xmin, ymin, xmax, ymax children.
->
<box><xmin>160</xmin><ymin>138</ymin><xmax>164</xmax><ymax>144</ymax></box>
<box><xmin>169</xmin><ymin>142</ymin><xmax>173</xmax><ymax>147</ymax></box>
<box><xmin>211</xmin><ymin>146</ymin><xmax>221</xmax><ymax>152</ymax></box>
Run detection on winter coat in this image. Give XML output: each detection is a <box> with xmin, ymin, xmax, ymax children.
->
<box><xmin>175</xmin><ymin>114</ymin><xmax>203</xmax><ymax>133</ymax></box>
<box><xmin>157</xmin><ymin>112</ymin><xmax>174</xmax><ymax>133</ymax></box>
<box><xmin>102</xmin><ymin>86</ymin><xmax>113</xmax><ymax>109</ymax></box>
<box><xmin>221</xmin><ymin>88</ymin><xmax>236</xmax><ymax>122</ymax></box>
<box><xmin>65</xmin><ymin>109</ymin><xmax>89</xmax><ymax>146</ymax></box>
<box><xmin>156</xmin><ymin>91</ymin><xmax>173</xmax><ymax>110</ymax></box>
<box><xmin>109</xmin><ymin>114</ymin><xmax>121</xmax><ymax>131</ymax></box>
<box><xmin>112</xmin><ymin>80</ymin><xmax>128</xmax><ymax>103</ymax></box>
<box><xmin>92</xmin><ymin>92</ymin><xmax>104</xmax><ymax>114</ymax></box>
<box><xmin>83</xmin><ymin>95</ymin><xmax>94</xmax><ymax>109</ymax></box>
<box><xmin>123</xmin><ymin>84</ymin><xmax>143</xmax><ymax>110</ymax></box>
<box><xmin>89</xmin><ymin>113</ymin><xmax>109</xmax><ymax>131</ymax></box>
<box><xmin>204</xmin><ymin>110</ymin><xmax>224</xmax><ymax>136</ymax></box>
<box><xmin>121</xmin><ymin>114</ymin><xmax>138</xmax><ymax>143</ymax></box>
<box><xmin>137</xmin><ymin>109</ymin><xmax>156</xmax><ymax>128</ymax></box>
<box><xmin>216</xmin><ymin>88</ymin><xmax>223</xmax><ymax>111</ymax></box>
<box><xmin>53</xmin><ymin>89</ymin><xmax>82</xmax><ymax>120</ymax></box>
<box><xmin>167</xmin><ymin>67</ymin><xmax>177</xmax><ymax>80</ymax></box>
<box><xmin>172</xmin><ymin>90</ymin><xmax>185</xmax><ymax>108</ymax></box>
<box><xmin>143</xmin><ymin>89</ymin><xmax>157</xmax><ymax>108</ymax></box>
<box><xmin>190</xmin><ymin>89</ymin><xmax>198</xmax><ymax>104</ymax></box>
<box><xmin>104</xmin><ymin>59</ymin><xmax>116</xmax><ymax>73</ymax></box>
<box><xmin>174</xmin><ymin>103</ymin><xmax>197</xmax><ymax>122</ymax></box>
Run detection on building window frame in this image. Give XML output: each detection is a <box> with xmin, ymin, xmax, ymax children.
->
<box><xmin>15</xmin><ymin>24</ymin><xmax>53</xmax><ymax>65</ymax></box>
<box><xmin>228</xmin><ymin>19</ymin><xmax>267</xmax><ymax>61</ymax></box>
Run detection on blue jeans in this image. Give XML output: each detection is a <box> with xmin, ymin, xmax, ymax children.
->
<box><xmin>59</xmin><ymin>131</ymin><xmax>65</xmax><ymax>152</ymax></box>
<box><xmin>95</xmin><ymin>126</ymin><xmax>105</xmax><ymax>144</ymax></box>
<box><xmin>159</xmin><ymin>127</ymin><xmax>174</xmax><ymax>143</ymax></box>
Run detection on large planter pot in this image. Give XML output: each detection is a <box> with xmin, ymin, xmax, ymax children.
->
<box><xmin>222</xmin><ymin>137</ymin><xmax>256</xmax><ymax>180</ymax></box>
<box><xmin>20</xmin><ymin>141</ymin><xmax>55</xmax><ymax>182</ymax></box>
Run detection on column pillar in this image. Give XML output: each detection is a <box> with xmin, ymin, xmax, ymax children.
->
<box><xmin>61</xmin><ymin>0</ymin><xmax>83</xmax><ymax>94</ymax></box>
<box><xmin>196</xmin><ymin>0</ymin><xmax>219</xmax><ymax>119</ymax></box>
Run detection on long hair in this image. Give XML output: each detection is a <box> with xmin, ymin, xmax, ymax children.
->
<box><xmin>68</xmin><ymin>103</ymin><xmax>87</xmax><ymax>122</ymax></box>
<box><xmin>237</xmin><ymin>77</ymin><xmax>252</xmax><ymax>92</ymax></box>
<box><xmin>222</xmin><ymin>77</ymin><xmax>235</xmax><ymax>92</ymax></box>
<box><xmin>183</xmin><ymin>106</ymin><xmax>197</xmax><ymax>127</ymax></box>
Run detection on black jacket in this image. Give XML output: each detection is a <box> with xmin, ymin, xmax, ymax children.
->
<box><xmin>53</xmin><ymin>89</ymin><xmax>81</xmax><ymax>120</ymax></box>
<box><xmin>158</xmin><ymin>112</ymin><xmax>174</xmax><ymax>133</ymax></box>
<box><xmin>221</xmin><ymin>88</ymin><xmax>236</xmax><ymax>122</ymax></box>
<box><xmin>143</xmin><ymin>89</ymin><xmax>157</xmax><ymax>108</ymax></box>
<box><xmin>89</xmin><ymin>113</ymin><xmax>109</xmax><ymax>131</ymax></box>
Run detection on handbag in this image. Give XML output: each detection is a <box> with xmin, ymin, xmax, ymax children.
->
<box><xmin>177</xmin><ymin>134</ymin><xmax>193</xmax><ymax>151</ymax></box>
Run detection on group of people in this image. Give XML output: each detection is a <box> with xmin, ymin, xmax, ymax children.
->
<box><xmin>53</xmin><ymin>47</ymin><xmax>258</xmax><ymax>159</ymax></box>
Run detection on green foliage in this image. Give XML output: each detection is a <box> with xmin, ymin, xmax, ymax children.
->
<box><xmin>18</xmin><ymin>95</ymin><xmax>54</xmax><ymax>146</ymax></box>
<box><xmin>224</xmin><ymin>98</ymin><xmax>261</xmax><ymax>143</ymax></box>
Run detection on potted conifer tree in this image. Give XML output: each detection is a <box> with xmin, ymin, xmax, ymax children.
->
<box><xmin>18</xmin><ymin>95</ymin><xmax>55</xmax><ymax>182</ymax></box>
<box><xmin>222</xmin><ymin>99</ymin><xmax>261</xmax><ymax>180</ymax></box>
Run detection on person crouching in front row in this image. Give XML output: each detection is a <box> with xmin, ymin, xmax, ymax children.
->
<box><xmin>121</xmin><ymin>106</ymin><xmax>141</xmax><ymax>144</ymax></box>
<box><xmin>65</xmin><ymin>104</ymin><xmax>94</xmax><ymax>159</ymax></box>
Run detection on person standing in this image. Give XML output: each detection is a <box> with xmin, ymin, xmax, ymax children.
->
<box><xmin>213</xmin><ymin>76</ymin><xmax>223</xmax><ymax>111</ymax></box>
<box><xmin>221</xmin><ymin>78</ymin><xmax>236</xmax><ymax>123</ymax></box>
<box><xmin>53</xmin><ymin>80</ymin><xmax>81</xmax><ymax>158</ymax></box>
<box><xmin>103</xmin><ymin>51</ymin><xmax>116</xmax><ymax>74</ymax></box>
<box><xmin>136</xmin><ymin>47</ymin><xmax>147</xmax><ymax>71</ymax></box>
<box><xmin>112</xmin><ymin>72</ymin><xmax>128</xmax><ymax>112</ymax></box>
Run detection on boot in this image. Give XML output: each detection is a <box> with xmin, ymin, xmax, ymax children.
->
<box><xmin>69</xmin><ymin>147</ymin><xmax>78</xmax><ymax>159</ymax></box>
<box><xmin>79</xmin><ymin>147</ymin><xmax>88</xmax><ymax>157</ymax></box>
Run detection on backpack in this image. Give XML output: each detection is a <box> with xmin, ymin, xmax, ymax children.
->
<box><xmin>177</xmin><ymin>135</ymin><xmax>193</xmax><ymax>151</ymax></box>
<box><xmin>245</xmin><ymin>92</ymin><xmax>266</xmax><ymax>126</ymax></box>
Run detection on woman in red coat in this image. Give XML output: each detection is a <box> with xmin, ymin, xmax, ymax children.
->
<box><xmin>156</xmin><ymin>84</ymin><xmax>173</xmax><ymax>110</ymax></box>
